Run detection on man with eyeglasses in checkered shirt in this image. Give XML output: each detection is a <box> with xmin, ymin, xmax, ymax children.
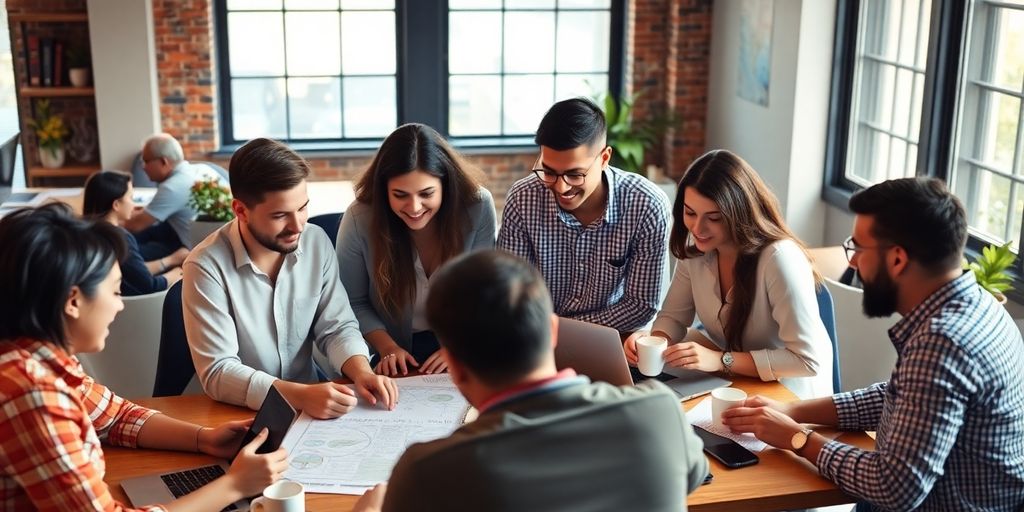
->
<box><xmin>497</xmin><ymin>98</ymin><xmax>672</xmax><ymax>336</ymax></box>
<box><xmin>723</xmin><ymin>177</ymin><xmax>1024</xmax><ymax>511</ymax></box>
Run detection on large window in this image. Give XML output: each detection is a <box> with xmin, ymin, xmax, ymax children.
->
<box><xmin>215</xmin><ymin>0</ymin><xmax>623</xmax><ymax>147</ymax></box>
<box><xmin>826</xmin><ymin>1</ymin><xmax>1024</xmax><ymax>255</ymax></box>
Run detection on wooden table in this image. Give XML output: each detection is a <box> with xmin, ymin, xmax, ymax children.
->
<box><xmin>103</xmin><ymin>379</ymin><xmax>873</xmax><ymax>511</ymax></box>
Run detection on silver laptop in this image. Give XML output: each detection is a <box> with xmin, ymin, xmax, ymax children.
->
<box><xmin>554</xmin><ymin>317</ymin><xmax>634</xmax><ymax>386</ymax></box>
<box><xmin>122</xmin><ymin>386</ymin><xmax>296</xmax><ymax>511</ymax></box>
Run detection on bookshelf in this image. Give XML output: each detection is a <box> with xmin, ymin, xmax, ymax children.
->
<box><xmin>9</xmin><ymin>7</ymin><xmax>99</xmax><ymax>186</ymax></box>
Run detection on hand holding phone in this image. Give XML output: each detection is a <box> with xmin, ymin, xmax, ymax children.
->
<box><xmin>694</xmin><ymin>426</ymin><xmax>759</xmax><ymax>468</ymax></box>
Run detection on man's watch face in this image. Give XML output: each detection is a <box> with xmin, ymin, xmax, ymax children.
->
<box><xmin>791</xmin><ymin>429</ymin><xmax>809</xmax><ymax>450</ymax></box>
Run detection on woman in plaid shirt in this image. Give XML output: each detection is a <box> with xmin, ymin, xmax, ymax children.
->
<box><xmin>0</xmin><ymin>204</ymin><xmax>288</xmax><ymax>511</ymax></box>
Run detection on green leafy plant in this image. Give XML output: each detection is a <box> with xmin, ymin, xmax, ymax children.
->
<box><xmin>964</xmin><ymin>241</ymin><xmax>1015</xmax><ymax>297</ymax></box>
<box><xmin>27</xmin><ymin>99</ymin><xmax>69</xmax><ymax>157</ymax></box>
<box><xmin>188</xmin><ymin>178</ymin><xmax>235</xmax><ymax>222</ymax></box>
<box><xmin>597</xmin><ymin>91</ymin><xmax>676</xmax><ymax>176</ymax></box>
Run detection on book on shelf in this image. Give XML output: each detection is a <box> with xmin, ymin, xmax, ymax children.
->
<box><xmin>26</xmin><ymin>35</ymin><xmax>40</xmax><ymax>86</ymax></box>
<box><xmin>40</xmin><ymin>38</ymin><xmax>53</xmax><ymax>87</ymax></box>
<box><xmin>53</xmin><ymin>41</ymin><xmax>63</xmax><ymax>87</ymax></box>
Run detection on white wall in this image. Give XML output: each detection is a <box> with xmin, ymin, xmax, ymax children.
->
<box><xmin>705</xmin><ymin>0</ymin><xmax>836</xmax><ymax>246</ymax></box>
<box><xmin>88</xmin><ymin>0</ymin><xmax>161</xmax><ymax>172</ymax></box>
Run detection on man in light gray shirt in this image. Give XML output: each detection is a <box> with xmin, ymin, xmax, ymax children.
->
<box><xmin>183</xmin><ymin>138</ymin><xmax>397</xmax><ymax>417</ymax></box>
<box><xmin>126</xmin><ymin>133</ymin><xmax>227</xmax><ymax>260</ymax></box>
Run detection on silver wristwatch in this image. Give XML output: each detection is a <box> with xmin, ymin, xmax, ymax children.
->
<box><xmin>721</xmin><ymin>351</ymin><xmax>734</xmax><ymax>374</ymax></box>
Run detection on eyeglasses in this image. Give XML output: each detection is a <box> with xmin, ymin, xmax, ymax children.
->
<box><xmin>842</xmin><ymin>236</ymin><xmax>893</xmax><ymax>262</ymax></box>
<box><xmin>531</xmin><ymin>149</ymin><xmax>605</xmax><ymax>187</ymax></box>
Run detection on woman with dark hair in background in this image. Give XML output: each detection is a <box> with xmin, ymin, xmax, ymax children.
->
<box><xmin>0</xmin><ymin>204</ymin><xmax>287</xmax><ymax>511</ymax></box>
<box><xmin>624</xmin><ymin>150</ymin><xmax>833</xmax><ymax>398</ymax></box>
<box><xmin>83</xmin><ymin>170</ymin><xmax>187</xmax><ymax>295</ymax></box>
<box><xmin>337</xmin><ymin>123</ymin><xmax>496</xmax><ymax>376</ymax></box>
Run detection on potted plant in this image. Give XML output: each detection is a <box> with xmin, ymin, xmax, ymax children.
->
<box><xmin>598</xmin><ymin>91</ymin><xmax>678</xmax><ymax>197</ymax></box>
<box><xmin>28</xmin><ymin>99</ymin><xmax>69</xmax><ymax>169</ymax></box>
<box><xmin>67</xmin><ymin>46</ymin><xmax>91</xmax><ymax>87</ymax></box>
<box><xmin>187</xmin><ymin>178</ymin><xmax>234</xmax><ymax>246</ymax></box>
<box><xmin>964</xmin><ymin>241</ymin><xmax>1015</xmax><ymax>304</ymax></box>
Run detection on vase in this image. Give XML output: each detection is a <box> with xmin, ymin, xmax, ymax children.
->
<box><xmin>39</xmin><ymin>145</ymin><xmax>65</xmax><ymax>169</ymax></box>
<box><xmin>189</xmin><ymin>219</ymin><xmax>226</xmax><ymax>248</ymax></box>
<box><xmin>69</xmin><ymin>67</ymin><xmax>91</xmax><ymax>87</ymax></box>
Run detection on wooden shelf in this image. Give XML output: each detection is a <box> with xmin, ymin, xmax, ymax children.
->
<box><xmin>28</xmin><ymin>164</ymin><xmax>100</xmax><ymax>180</ymax></box>
<box><xmin>21</xmin><ymin>86</ymin><xmax>94</xmax><ymax>98</ymax></box>
<box><xmin>9</xmin><ymin>12</ymin><xmax>88</xmax><ymax>23</ymax></box>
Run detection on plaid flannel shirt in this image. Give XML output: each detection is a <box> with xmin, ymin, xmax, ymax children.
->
<box><xmin>817</xmin><ymin>272</ymin><xmax>1024</xmax><ymax>511</ymax></box>
<box><xmin>0</xmin><ymin>338</ymin><xmax>163</xmax><ymax>511</ymax></box>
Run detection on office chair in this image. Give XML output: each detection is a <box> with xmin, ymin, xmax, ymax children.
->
<box><xmin>308</xmin><ymin>212</ymin><xmax>344</xmax><ymax>248</ymax></box>
<box><xmin>153</xmin><ymin>281</ymin><xmax>197</xmax><ymax>396</ymax></box>
<box><xmin>815</xmin><ymin>283</ymin><xmax>842</xmax><ymax>393</ymax></box>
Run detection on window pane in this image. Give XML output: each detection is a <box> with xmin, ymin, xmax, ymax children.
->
<box><xmin>228</xmin><ymin>0</ymin><xmax>281</xmax><ymax>10</ymax></box>
<box><xmin>965</xmin><ymin>170</ymin><xmax>1012</xmax><ymax>242</ymax></box>
<box><xmin>556</xmin><ymin>11</ymin><xmax>610</xmax><ymax>72</ymax></box>
<box><xmin>285</xmin><ymin>0</ymin><xmax>339</xmax><ymax>9</ymax></box>
<box><xmin>862</xmin><ymin>0</ymin><xmax>901</xmax><ymax>61</ymax></box>
<box><xmin>288</xmin><ymin>77</ymin><xmax>342</xmax><ymax>139</ymax></box>
<box><xmin>504</xmin><ymin>74</ymin><xmax>554</xmax><ymax>134</ymax></box>
<box><xmin>507</xmin><ymin>0</ymin><xmax>555</xmax><ymax>8</ymax></box>
<box><xmin>228</xmin><ymin>12</ymin><xmax>285</xmax><ymax>77</ymax></box>
<box><xmin>343</xmin><ymin>76</ymin><xmax>396</xmax><ymax>138</ymax></box>
<box><xmin>232</xmin><ymin>78</ymin><xmax>288</xmax><ymax>140</ymax></box>
<box><xmin>559</xmin><ymin>0</ymin><xmax>611</xmax><ymax>8</ymax></box>
<box><xmin>286</xmin><ymin>12</ymin><xmax>341</xmax><ymax>76</ymax></box>
<box><xmin>898</xmin><ymin>0</ymin><xmax>921</xmax><ymax>67</ymax></box>
<box><xmin>449</xmin><ymin>0</ymin><xmax>501</xmax><ymax>9</ymax></box>
<box><xmin>341</xmin><ymin>0</ymin><xmax>394</xmax><ymax>8</ymax></box>
<box><xmin>979</xmin><ymin>92</ymin><xmax>1020</xmax><ymax>172</ymax></box>
<box><xmin>341</xmin><ymin>11</ymin><xmax>396</xmax><ymax>75</ymax></box>
<box><xmin>915</xmin><ymin>0</ymin><xmax>932</xmax><ymax>69</ymax></box>
<box><xmin>504</xmin><ymin>12</ymin><xmax>555</xmax><ymax>73</ymax></box>
<box><xmin>892</xmin><ymin>68</ymin><xmax>913</xmax><ymax>137</ymax></box>
<box><xmin>555</xmin><ymin>73</ymin><xmax>607</xmax><ymax>101</ymax></box>
<box><xmin>449</xmin><ymin>75</ymin><xmax>502</xmax><ymax>136</ymax></box>
<box><xmin>888</xmin><ymin>138</ymin><xmax>907</xmax><ymax>180</ymax></box>
<box><xmin>990</xmin><ymin>7</ymin><xmax>1024</xmax><ymax>90</ymax></box>
<box><xmin>449</xmin><ymin>12</ymin><xmax>503</xmax><ymax>74</ymax></box>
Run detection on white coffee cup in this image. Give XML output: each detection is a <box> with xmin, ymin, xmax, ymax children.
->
<box><xmin>251</xmin><ymin>480</ymin><xmax>304</xmax><ymax>512</ymax></box>
<box><xmin>636</xmin><ymin>335</ymin><xmax>668</xmax><ymax>377</ymax></box>
<box><xmin>711</xmin><ymin>387</ymin><xmax>747</xmax><ymax>429</ymax></box>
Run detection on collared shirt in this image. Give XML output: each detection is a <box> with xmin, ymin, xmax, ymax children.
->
<box><xmin>145</xmin><ymin>160</ymin><xmax>225</xmax><ymax>248</ymax></box>
<box><xmin>0</xmin><ymin>338</ymin><xmax>162</xmax><ymax>511</ymax></box>
<box><xmin>477</xmin><ymin>368</ymin><xmax>582</xmax><ymax>413</ymax></box>
<box><xmin>183</xmin><ymin>219</ymin><xmax>370</xmax><ymax>410</ymax></box>
<box><xmin>817</xmin><ymin>272</ymin><xmax>1024</xmax><ymax>511</ymax></box>
<box><xmin>497</xmin><ymin>167</ymin><xmax>671</xmax><ymax>332</ymax></box>
<box><xmin>653</xmin><ymin>240</ymin><xmax>833</xmax><ymax>398</ymax></box>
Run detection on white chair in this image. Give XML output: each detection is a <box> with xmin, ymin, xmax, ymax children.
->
<box><xmin>824</xmin><ymin>278</ymin><xmax>899</xmax><ymax>391</ymax></box>
<box><xmin>77</xmin><ymin>289</ymin><xmax>167</xmax><ymax>399</ymax></box>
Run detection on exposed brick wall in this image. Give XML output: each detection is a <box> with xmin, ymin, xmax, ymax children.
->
<box><xmin>147</xmin><ymin>0</ymin><xmax>711</xmax><ymax>205</ymax></box>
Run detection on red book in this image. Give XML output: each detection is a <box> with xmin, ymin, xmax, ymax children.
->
<box><xmin>26</xmin><ymin>35</ymin><xmax>40</xmax><ymax>86</ymax></box>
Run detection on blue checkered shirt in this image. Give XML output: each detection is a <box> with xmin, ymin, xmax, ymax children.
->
<box><xmin>497</xmin><ymin>166</ymin><xmax>671</xmax><ymax>332</ymax></box>
<box><xmin>817</xmin><ymin>271</ymin><xmax>1024</xmax><ymax>511</ymax></box>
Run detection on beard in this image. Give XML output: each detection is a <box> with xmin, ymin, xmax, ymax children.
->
<box><xmin>248</xmin><ymin>222</ymin><xmax>301</xmax><ymax>254</ymax></box>
<box><xmin>861</xmin><ymin>266</ymin><xmax>899</xmax><ymax>317</ymax></box>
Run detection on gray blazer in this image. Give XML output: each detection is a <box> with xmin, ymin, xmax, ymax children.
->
<box><xmin>382</xmin><ymin>379</ymin><xmax>709</xmax><ymax>512</ymax></box>
<box><xmin>336</xmin><ymin>187</ymin><xmax>497</xmax><ymax>351</ymax></box>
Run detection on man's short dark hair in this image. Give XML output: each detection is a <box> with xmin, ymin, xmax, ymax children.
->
<box><xmin>426</xmin><ymin>250</ymin><xmax>553</xmax><ymax>387</ymax></box>
<box><xmin>849</xmin><ymin>177</ymin><xmax>967</xmax><ymax>274</ymax></box>
<box><xmin>229</xmin><ymin>138</ymin><xmax>311</xmax><ymax>206</ymax></box>
<box><xmin>534</xmin><ymin>97</ymin><xmax>607</xmax><ymax>151</ymax></box>
<box><xmin>0</xmin><ymin>203</ymin><xmax>125</xmax><ymax>349</ymax></box>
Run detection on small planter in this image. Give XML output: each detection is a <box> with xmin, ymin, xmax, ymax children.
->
<box><xmin>69</xmin><ymin>67</ymin><xmax>91</xmax><ymax>87</ymax></box>
<box><xmin>189</xmin><ymin>219</ymin><xmax>226</xmax><ymax>248</ymax></box>
<box><xmin>39</xmin><ymin>145</ymin><xmax>65</xmax><ymax>169</ymax></box>
<box><xmin>993</xmin><ymin>292</ymin><xmax>1008</xmax><ymax>305</ymax></box>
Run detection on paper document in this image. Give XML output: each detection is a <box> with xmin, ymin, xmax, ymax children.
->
<box><xmin>685</xmin><ymin>397</ymin><xmax>768</xmax><ymax>452</ymax></box>
<box><xmin>280</xmin><ymin>374</ymin><xmax>470</xmax><ymax>494</ymax></box>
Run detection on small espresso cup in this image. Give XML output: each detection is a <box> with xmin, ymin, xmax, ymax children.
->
<box><xmin>711</xmin><ymin>387</ymin><xmax>747</xmax><ymax>429</ymax></box>
<box><xmin>251</xmin><ymin>480</ymin><xmax>304</xmax><ymax>512</ymax></box>
<box><xmin>636</xmin><ymin>335</ymin><xmax>669</xmax><ymax>377</ymax></box>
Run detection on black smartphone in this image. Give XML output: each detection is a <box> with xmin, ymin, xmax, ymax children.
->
<box><xmin>694</xmin><ymin>426</ymin><xmax>759</xmax><ymax>468</ymax></box>
<box><xmin>234</xmin><ymin>385</ymin><xmax>298</xmax><ymax>458</ymax></box>
<box><xmin>702</xmin><ymin>472</ymin><xmax>714</xmax><ymax>485</ymax></box>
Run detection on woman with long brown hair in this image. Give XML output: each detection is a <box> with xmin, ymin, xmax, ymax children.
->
<box><xmin>338</xmin><ymin>123</ymin><xmax>496</xmax><ymax>376</ymax></box>
<box><xmin>624</xmin><ymin>150</ymin><xmax>832</xmax><ymax>398</ymax></box>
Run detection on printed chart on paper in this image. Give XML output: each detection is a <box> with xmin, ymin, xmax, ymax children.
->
<box><xmin>280</xmin><ymin>374</ymin><xmax>470</xmax><ymax>494</ymax></box>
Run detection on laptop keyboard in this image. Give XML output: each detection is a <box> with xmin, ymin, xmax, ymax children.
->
<box><xmin>160</xmin><ymin>465</ymin><xmax>238</xmax><ymax>510</ymax></box>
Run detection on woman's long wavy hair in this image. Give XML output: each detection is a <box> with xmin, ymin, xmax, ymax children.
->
<box><xmin>670</xmin><ymin>149</ymin><xmax>820</xmax><ymax>351</ymax></box>
<box><xmin>355</xmin><ymin>123</ymin><xmax>484</xmax><ymax>319</ymax></box>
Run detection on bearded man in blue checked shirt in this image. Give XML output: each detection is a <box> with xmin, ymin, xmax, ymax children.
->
<box><xmin>724</xmin><ymin>177</ymin><xmax>1024</xmax><ymax>511</ymax></box>
<box><xmin>497</xmin><ymin>98</ymin><xmax>672</xmax><ymax>334</ymax></box>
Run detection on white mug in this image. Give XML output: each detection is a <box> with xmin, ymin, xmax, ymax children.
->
<box><xmin>711</xmin><ymin>387</ymin><xmax>747</xmax><ymax>429</ymax></box>
<box><xmin>636</xmin><ymin>335</ymin><xmax>668</xmax><ymax>377</ymax></box>
<box><xmin>251</xmin><ymin>480</ymin><xmax>304</xmax><ymax>512</ymax></box>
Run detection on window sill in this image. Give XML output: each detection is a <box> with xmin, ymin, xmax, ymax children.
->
<box><xmin>211</xmin><ymin>137</ymin><xmax>538</xmax><ymax>159</ymax></box>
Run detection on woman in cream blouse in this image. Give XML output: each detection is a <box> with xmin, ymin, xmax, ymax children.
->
<box><xmin>624</xmin><ymin>150</ymin><xmax>832</xmax><ymax>398</ymax></box>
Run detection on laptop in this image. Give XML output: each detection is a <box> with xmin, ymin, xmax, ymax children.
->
<box><xmin>554</xmin><ymin>317</ymin><xmax>634</xmax><ymax>386</ymax></box>
<box><xmin>121</xmin><ymin>386</ymin><xmax>297</xmax><ymax>511</ymax></box>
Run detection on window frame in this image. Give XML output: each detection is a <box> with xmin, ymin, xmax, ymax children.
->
<box><xmin>212</xmin><ymin>0</ymin><xmax>626</xmax><ymax>153</ymax></box>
